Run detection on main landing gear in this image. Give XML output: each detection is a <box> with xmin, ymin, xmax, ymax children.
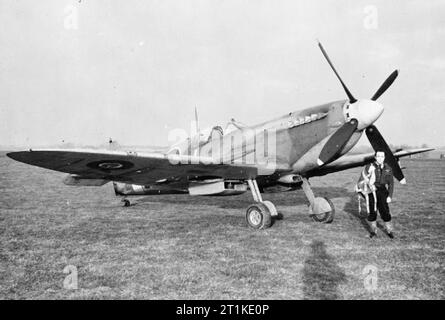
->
<box><xmin>245</xmin><ymin>177</ymin><xmax>335</xmax><ymax>229</ymax></box>
<box><xmin>245</xmin><ymin>179</ymin><xmax>279</xmax><ymax>229</ymax></box>
<box><xmin>301</xmin><ymin>177</ymin><xmax>335</xmax><ymax>223</ymax></box>
<box><xmin>121</xmin><ymin>198</ymin><xmax>131</xmax><ymax>207</ymax></box>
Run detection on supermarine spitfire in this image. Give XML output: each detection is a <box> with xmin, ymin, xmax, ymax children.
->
<box><xmin>7</xmin><ymin>42</ymin><xmax>433</xmax><ymax>229</ymax></box>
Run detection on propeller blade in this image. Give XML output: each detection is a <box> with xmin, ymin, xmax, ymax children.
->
<box><xmin>365</xmin><ymin>125</ymin><xmax>406</xmax><ymax>183</ymax></box>
<box><xmin>318</xmin><ymin>119</ymin><xmax>358</xmax><ymax>166</ymax></box>
<box><xmin>371</xmin><ymin>70</ymin><xmax>399</xmax><ymax>101</ymax></box>
<box><xmin>318</xmin><ymin>41</ymin><xmax>357</xmax><ymax>103</ymax></box>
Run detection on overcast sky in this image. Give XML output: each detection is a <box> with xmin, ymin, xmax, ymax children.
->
<box><xmin>1</xmin><ymin>0</ymin><xmax>444</xmax><ymax>148</ymax></box>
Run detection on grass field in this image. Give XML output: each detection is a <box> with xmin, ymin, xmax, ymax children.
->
<box><xmin>0</xmin><ymin>152</ymin><xmax>444</xmax><ymax>299</ymax></box>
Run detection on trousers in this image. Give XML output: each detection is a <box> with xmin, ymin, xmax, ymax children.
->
<box><xmin>367</xmin><ymin>187</ymin><xmax>391</xmax><ymax>222</ymax></box>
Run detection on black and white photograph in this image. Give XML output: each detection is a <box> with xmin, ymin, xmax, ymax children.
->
<box><xmin>0</xmin><ymin>0</ymin><xmax>444</xmax><ymax>302</ymax></box>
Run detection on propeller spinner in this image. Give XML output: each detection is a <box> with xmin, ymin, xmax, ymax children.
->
<box><xmin>316</xmin><ymin>41</ymin><xmax>405</xmax><ymax>183</ymax></box>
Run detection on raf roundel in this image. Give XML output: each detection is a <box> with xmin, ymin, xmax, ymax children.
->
<box><xmin>99</xmin><ymin>162</ymin><xmax>123</xmax><ymax>169</ymax></box>
<box><xmin>86</xmin><ymin>160</ymin><xmax>134</xmax><ymax>171</ymax></box>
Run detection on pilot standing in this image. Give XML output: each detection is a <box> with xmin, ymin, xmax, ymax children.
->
<box><xmin>361</xmin><ymin>150</ymin><xmax>395</xmax><ymax>238</ymax></box>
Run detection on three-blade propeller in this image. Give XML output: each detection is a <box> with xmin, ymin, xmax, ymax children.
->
<box><xmin>316</xmin><ymin>41</ymin><xmax>405</xmax><ymax>183</ymax></box>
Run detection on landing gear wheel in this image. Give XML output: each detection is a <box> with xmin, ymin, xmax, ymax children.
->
<box><xmin>262</xmin><ymin>200</ymin><xmax>277</xmax><ymax>216</ymax></box>
<box><xmin>309</xmin><ymin>197</ymin><xmax>335</xmax><ymax>223</ymax></box>
<box><xmin>122</xmin><ymin>199</ymin><xmax>131</xmax><ymax>207</ymax></box>
<box><xmin>262</xmin><ymin>200</ymin><xmax>283</xmax><ymax>220</ymax></box>
<box><xmin>246</xmin><ymin>203</ymin><xmax>272</xmax><ymax>229</ymax></box>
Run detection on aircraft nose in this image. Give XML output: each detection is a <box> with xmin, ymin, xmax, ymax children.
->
<box><xmin>353</xmin><ymin>100</ymin><xmax>384</xmax><ymax>130</ymax></box>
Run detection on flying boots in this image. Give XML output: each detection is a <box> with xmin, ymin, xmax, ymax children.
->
<box><xmin>385</xmin><ymin>222</ymin><xmax>394</xmax><ymax>239</ymax></box>
<box><xmin>369</xmin><ymin>221</ymin><xmax>378</xmax><ymax>238</ymax></box>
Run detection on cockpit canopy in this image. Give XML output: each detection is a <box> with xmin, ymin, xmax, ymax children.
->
<box><xmin>167</xmin><ymin>119</ymin><xmax>248</xmax><ymax>155</ymax></box>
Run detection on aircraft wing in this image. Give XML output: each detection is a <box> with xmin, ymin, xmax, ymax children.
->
<box><xmin>7</xmin><ymin>149</ymin><xmax>285</xmax><ymax>185</ymax></box>
<box><xmin>306</xmin><ymin>148</ymin><xmax>434</xmax><ymax>177</ymax></box>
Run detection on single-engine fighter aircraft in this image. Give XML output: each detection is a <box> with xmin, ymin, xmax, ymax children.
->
<box><xmin>8</xmin><ymin>42</ymin><xmax>433</xmax><ymax>229</ymax></box>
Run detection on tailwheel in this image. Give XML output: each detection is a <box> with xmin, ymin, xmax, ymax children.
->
<box><xmin>246</xmin><ymin>203</ymin><xmax>272</xmax><ymax>229</ymax></box>
<box><xmin>309</xmin><ymin>197</ymin><xmax>335</xmax><ymax>223</ymax></box>
<box><xmin>122</xmin><ymin>199</ymin><xmax>131</xmax><ymax>207</ymax></box>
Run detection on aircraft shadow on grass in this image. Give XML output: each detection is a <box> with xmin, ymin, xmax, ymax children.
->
<box><xmin>302</xmin><ymin>240</ymin><xmax>347</xmax><ymax>300</ymax></box>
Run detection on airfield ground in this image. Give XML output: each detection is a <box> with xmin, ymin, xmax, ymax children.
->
<box><xmin>0</xmin><ymin>152</ymin><xmax>443</xmax><ymax>299</ymax></box>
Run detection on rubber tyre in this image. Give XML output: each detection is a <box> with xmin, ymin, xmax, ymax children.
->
<box><xmin>262</xmin><ymin>200</ymin><xmax>283</xmax><ymax>220</ymax></box>
<box><xmin>262</xmin><ymin>200</ymin><xmax>278</xmax><ymax>217</ymax></box>
<box><xmin>310</xmin><ymin>197</ymin><xmax>335</xmax><ymax>223</ymax></box>
<box><xmin>246</xmin><ymin>203</ymin><xmax>272</xmax><ymax>229</ymax></box>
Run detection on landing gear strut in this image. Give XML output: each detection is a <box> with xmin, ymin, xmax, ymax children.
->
<box><xmin>301</xmin><ymin>178</ymin><xmax>335</xmax><ymax>223</ymax></box>
<box><xmin>245</xmin><ymin>179</ymin><xmax>278</xmax><ymax>229</ymax></box>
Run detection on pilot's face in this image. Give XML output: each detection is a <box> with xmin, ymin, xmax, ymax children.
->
<box><xmin>375</xmin><ymin>152</ymin><xmax>385</xmax><ymax>165</ymax></box>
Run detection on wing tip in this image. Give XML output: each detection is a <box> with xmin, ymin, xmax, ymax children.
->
<box><xmin>400</xmin><ymin>178</ymin><xmax>407</xmax><ymax>185</ymax></box>
<box><xmin>317</xmin><ymin>159</ymin><xmax>324</xmax><ymax>166</ymax></box>
<box><xmin>6</xmin><ymin>151</ymin><xmax>25</xmax><ymax>161</ymax></box>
